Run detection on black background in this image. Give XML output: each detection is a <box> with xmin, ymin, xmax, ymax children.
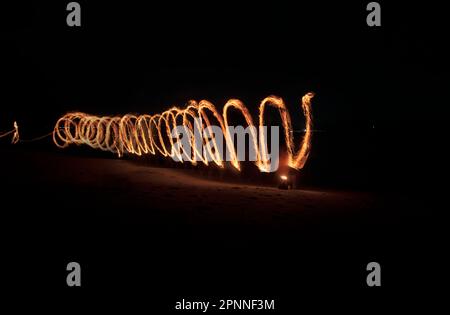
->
<box><xmin>1</xmin><ymin>0</ymin><xmax>448</xmax><ymax>312</ymax></box>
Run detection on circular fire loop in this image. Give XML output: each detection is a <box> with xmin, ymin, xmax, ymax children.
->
<box><xmin>52</xmin><ymin>93</ymin><xmax>314</xmax><ymax>172</ymax></box>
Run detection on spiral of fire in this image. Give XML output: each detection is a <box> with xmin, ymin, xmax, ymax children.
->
<box><xmin>52</xmin><ymin>93</ymin><xmax>314</xmax><ymax>172</ymax></box>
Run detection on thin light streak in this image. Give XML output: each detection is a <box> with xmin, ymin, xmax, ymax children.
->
<box><xmin>0</xmin><ymin>121</ymin><xmax>19</xmax><ymax>144</ymax></box>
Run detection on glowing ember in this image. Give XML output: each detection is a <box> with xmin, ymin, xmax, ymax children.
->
<box><xmin>53</xmin><ymin>93</ymin><xmax>314</xmax><ymax>172</ymax></box>
<box><xmin>280</xmin><ymin>175</ymin><xmax>288</xmax><ymax>181</ymax></box>
<box><xmin>0</xmin><ymin>121</ymin><xmax>19</xmax><ymax>144</ymax></box>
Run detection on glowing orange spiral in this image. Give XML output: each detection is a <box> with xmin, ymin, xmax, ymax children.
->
<box><xmin>53</xmin><ymin>93</ymin><xmax>314</xmax><ymax>172</ymax></box>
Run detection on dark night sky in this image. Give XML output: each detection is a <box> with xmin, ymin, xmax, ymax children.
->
<box><xmin>1</xmin><ymin>1</ymin><xmax>448</xmax><ymax>189</ymax></box>
<box><xmin>2</xmin><ymin>2</ymin><xmax>446</xmax><ymax>119</ymax></box>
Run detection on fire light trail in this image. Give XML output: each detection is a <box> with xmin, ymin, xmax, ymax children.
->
<box><xmin>0</xmin><ymin>121</ymin><xmax>19</xmax><ymax>144</ymax></box>
<box><xmin>53</xmin><ymin>93</ymin><xmax>314</xmax><ymax>172</ymax></box>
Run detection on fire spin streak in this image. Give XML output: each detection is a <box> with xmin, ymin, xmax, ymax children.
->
<box><xmin>0</xmin><ymin>121</ymin><xmax>19</xmax><ymax>144</ymax></box>
<box><xmin>52</xmin><ymin>93</ymin><xmax>314</xmax><ymax>172</ymax></box>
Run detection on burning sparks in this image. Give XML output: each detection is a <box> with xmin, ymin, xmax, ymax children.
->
<box><xmin>0</xmin><ymin>121</ymin><xmax>19</xmax><ymax>144</ymax></box>
<box><xmin>53</xmin><ymin>93</ymin><xmax>314</xmax><ymax>172</ymax></box>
